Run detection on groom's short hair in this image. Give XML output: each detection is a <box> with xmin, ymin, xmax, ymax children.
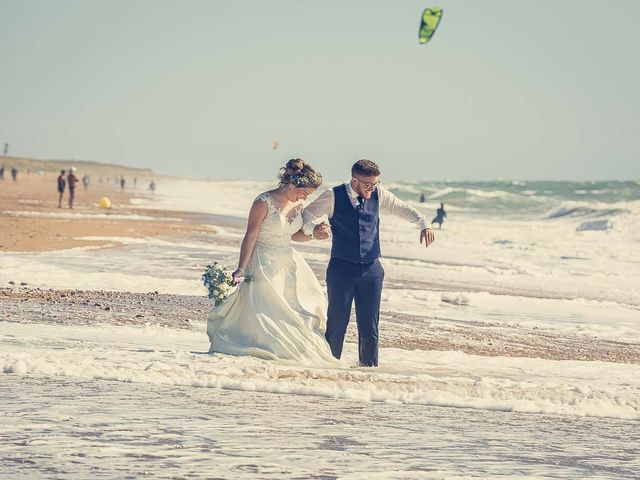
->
<box><xmin>352</xmin><ymin>159</ymin><xmax>380</xmax><ymax>177</ymax></box>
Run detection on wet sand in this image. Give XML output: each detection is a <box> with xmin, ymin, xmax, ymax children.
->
<box><xmin>3</xmin><ymin>287</ymin><xmax>639</xmax><ymax>364</ymax></box>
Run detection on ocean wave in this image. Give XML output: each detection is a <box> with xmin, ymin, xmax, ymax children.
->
<box><xmin>2</xmin><ymin>347</ymin><xmax>638</xmax><ymax>420</ymax></box>
<box><xmin>426</xmin><ymin>187</ymin><xmax>518</xmax><ymax>201</ymax></box>
<box><xmin>577</xmin><ymin>220</ymin><xmax>610</xmax><ymax>232</ymax></box>
<box><xmin>575</xmin><ymin>189</ymin><xmax>607</xmax><ymax>195</ymax></box>
<box><xmin>463</xmin><ymin>188</ymin><xmax>517</xmax><ymax>199</ymax></box>
<box><xmin>545</xmin><ymin>202</ymin><xmax>630</xmax><ymax>219</ymax></box>
<box><xmin>382</xmin><ymin>182</ymin><xmax>426</xmax><ymax>195</ymax></box>
<box><xmin>384</xmin><ymin>181</ymin><xmax>640</xmax><ymax>217</ymax></box>
<box><xmin>427</xmin><ymin>187</ymin><xmax>456</xmax><ymax>199</ymax></box>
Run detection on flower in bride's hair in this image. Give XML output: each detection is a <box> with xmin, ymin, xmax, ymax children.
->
<box><xmin>289</xmin><ymin>175</ymin><xmax>304</xmax><ymax>187</ymax></box>
<box><xmin>308</xmin><ymin>172</ymin><xmax>321</xmax><ymax>185</ymax></box>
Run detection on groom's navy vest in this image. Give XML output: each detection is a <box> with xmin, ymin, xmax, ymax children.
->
<box><xmin>330</xmin><ymin>184</ymin><xmax>381</xmax><ymax>264</ymax></box>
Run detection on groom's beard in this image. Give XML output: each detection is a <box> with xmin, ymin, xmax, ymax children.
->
<box><xmin>358</xmin><ymin>189</ymin><xmax>374</xmax><ymax>200</ymax></box>
<box><xmin>353</xmin><ymin>185</ymin><xmax>371</xmax><ymax>199</ymax></box>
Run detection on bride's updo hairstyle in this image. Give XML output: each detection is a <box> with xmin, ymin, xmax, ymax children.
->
<box><xmin>278</xmin><ymin>158</ymin><xmax>323</xmax><ymax>189</ymax></box>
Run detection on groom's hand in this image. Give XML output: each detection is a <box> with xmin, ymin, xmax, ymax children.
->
<box><xmin>312</xmin><ymin>223</ymin><xmax>331</xmax><ymax>240</ymax></box>
<box><xmin>420</xmin><ymin>228</ymin><xmax>435</xmax><ymax>248</ymax></box>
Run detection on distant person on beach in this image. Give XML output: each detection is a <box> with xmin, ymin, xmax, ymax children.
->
<box><xmin>419</xmin><ymin>193</ymin><xmax>426</xmax><ymax>203</ymax></box>
<box><xmin>82</xmin><ymin>174</ymin><xmax>90</xmax><ymax>191</ymax></box>
<box><xmin>11</xmin><ymin>167</ymin><xmax>18</xmax><ymax>182</ymax></box>
<box><xmin>120</xmin><ymin>176</ymin><xmax>126</xmax><ymax>192</ymax></box>
<box><xmin>67</xmin><ymin>167</ymin><xmax>78</xmax><ymax>209</ymax></box>
<box><xmin>133</xmin><ymin>177</ymin><xmax>137</xmax><ymax>187</ymax></box>
<box><xmin>148</xmin><ymin>180</ymin><xmax>156</xmax><ymax>193</ymax></box>
<box><xmin>57</xmin><ymin>170</ymin><xmax>66</xmax><ymax>208</ymax></box>
<box><xmin>0</xmin><ymin>165</ymin><xmax>4</xmax><ymax>181</ymax></box>
<box><xmin>431</xmin><ymin>203</ymin><xmax>447</xmax><ymax>229</ymax></box>
<box><xmin>3</xmin><ymin>143</ymin><xmax>8</xmax><ymax>155</ymax></box>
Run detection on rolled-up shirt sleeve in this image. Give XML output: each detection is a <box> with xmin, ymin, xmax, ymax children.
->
<box><xmin>378</xmin><ymin>187</ymin><xmax>431</xmax><ymax>230</ymax></box>
<box><xmin>302</xmin><ymin>188</ymin><xmax>334</xmax><ymax>236</ymax></box>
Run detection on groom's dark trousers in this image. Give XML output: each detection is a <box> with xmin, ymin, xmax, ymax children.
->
<box><xmin>326</xmin><ymin>257</ymin><xmax>384</xmax><ymax>367</ymax></box>
<box><xmin>325</xmin><ymin>183</ymin><xmax>383</xmax><ymax>366</ymax></box>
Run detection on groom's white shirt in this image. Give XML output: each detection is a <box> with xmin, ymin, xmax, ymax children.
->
<box><xmin>301</xmin><ymin>182</ymin><xmax>431</xmax><ymax>236</ymax></box>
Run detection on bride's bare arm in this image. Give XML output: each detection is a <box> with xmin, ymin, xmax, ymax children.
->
<box><xmin>292</xmin><ymin>223</ymin><xmax>330</xmax><ymax>242</ymax></box>
<box><xmin>233</xmin><ymin>199</ymin><xmax>268</xmax><ymax>282</ymax></box>
<box><xmin>291</xmin><ymin>229</ymin><xmax>313</xmax><ymax>242</ymax></box>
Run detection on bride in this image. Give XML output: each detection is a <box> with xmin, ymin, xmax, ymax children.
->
<box><xmin>207</xmin><ymin>159</ymin><xmax>338</xmax><ymax>365</ymax></box>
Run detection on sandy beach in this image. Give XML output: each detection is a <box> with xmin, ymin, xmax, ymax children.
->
<box><xmin>0</xmin><ymin>169</ymin><xmax>215</xmax><ymax>251</ymax></box>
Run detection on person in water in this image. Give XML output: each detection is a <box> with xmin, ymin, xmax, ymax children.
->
<box><xmin>431</xmin><ymin>203</ymin><xmax>447</xmax><ymax>229</ymax></box>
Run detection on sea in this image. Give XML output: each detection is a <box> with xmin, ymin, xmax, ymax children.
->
<box><xmin>1</xmin><ymin>179</ymin><xmax>639</xmax><ymax>479</ymax></box>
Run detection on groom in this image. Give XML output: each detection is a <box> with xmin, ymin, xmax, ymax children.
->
<box><xmin>302</xmin><ymin>159</ymin><xmax>435</xmax><ymax>366</ymax></box>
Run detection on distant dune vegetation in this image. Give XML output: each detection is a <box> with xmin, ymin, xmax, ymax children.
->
<box><xmin>0</xmin><ymin>155</ymin><xmax>153</xmax><ymax>177</ymax></box>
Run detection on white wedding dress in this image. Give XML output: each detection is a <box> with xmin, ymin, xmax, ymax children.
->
<box><xmin>207</xmin><ymin>192</ymin><xmax>338</xmax><ymax>365</ymax></box>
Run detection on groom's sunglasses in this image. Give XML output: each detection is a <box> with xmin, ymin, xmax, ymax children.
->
<box><xmin>352</xmin><ymin>177</ymin><xmax>380</xmax><ymax>191</ymax></box>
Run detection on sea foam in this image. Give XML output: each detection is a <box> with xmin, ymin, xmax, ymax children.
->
<box><xmin>2</xmin><ymin>322</ymin><xmax>638</xmax><ymax>420</ymax></box>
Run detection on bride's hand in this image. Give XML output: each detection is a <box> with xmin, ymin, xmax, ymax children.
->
<box><xmin>232</xmin><ymin>269</ymin><xmax>245</xmax><ymax>284</ymax></box>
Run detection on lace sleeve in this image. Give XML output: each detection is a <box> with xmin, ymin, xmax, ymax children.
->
<box><xmin>256</xmin><ymin>192</ymin><xmax>275</xmax><ymax>214</ymax></box>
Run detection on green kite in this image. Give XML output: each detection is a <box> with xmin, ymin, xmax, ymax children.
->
<box><xmin>419</xmin><ymin>7</ymin><xmax>443</xmax><ymax>44</ymax></box>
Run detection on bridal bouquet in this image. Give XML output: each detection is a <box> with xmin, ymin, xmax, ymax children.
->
<box><xmin>202</xmin><ymin>263</ymin><xmax>252</xmax><ymax>307</ymax></box>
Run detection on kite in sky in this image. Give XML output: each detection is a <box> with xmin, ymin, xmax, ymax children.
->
<box><xmin>419</xmin><ymin>8</ymin><xmax>443</xmax><ymax>44</ymax></box>
<box><xmin>272</xmin><ymin>140</ymin><xmax>279</xmax><ymax>150</ymax></box>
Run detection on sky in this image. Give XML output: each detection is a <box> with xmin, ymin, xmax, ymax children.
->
<box><xmin>1</xmin><ymin>0</ymin><xmax>639</xmax><ymax>181</ymax></box>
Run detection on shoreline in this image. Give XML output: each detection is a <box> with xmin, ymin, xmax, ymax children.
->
<box><xmin>2</xmin><ymin>286</ymin><xmax>639</xmax><ymax>365</ymax></box>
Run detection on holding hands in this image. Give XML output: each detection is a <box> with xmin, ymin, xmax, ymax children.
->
<box><xmin>312</xmin><ymin>222</ymin><xmax>331</xmax><ymax>240</ymax></box>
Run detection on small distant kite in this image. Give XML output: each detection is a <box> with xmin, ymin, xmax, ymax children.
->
<box><xmin>272</xmin><ymin>140</ymin><xmax>279</xmax><ymax>150</ymax></box>
<box><xmin>419</xmin><ymin>7</ymin><xmax>443</xmax><ymax>44</ymax></box>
